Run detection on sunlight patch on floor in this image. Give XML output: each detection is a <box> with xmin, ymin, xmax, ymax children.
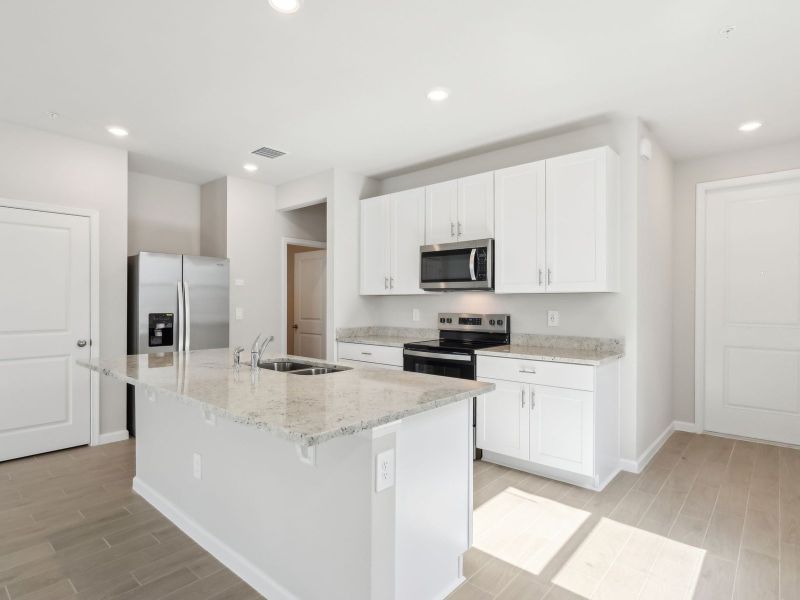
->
<box><xmin>473</xmin><ymin>486</ymin><xmax>590</xmax><ymax>575</ymax></box>
<box><xmin>553</xmin><ymin>517</ymin><xmax>705</xmax><ymax>600</ymax></box>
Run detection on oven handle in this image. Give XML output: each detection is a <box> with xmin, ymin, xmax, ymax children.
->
<box><xmin>404</xmin><ymin>349</ymin><xmax>473</xmax><ymax>362</ymax></box>
<box><xmin>469</xmin><ymin>248</ymin><xmax>477</xmax><ymax>281</ymax></box>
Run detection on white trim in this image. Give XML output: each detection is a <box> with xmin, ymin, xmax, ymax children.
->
<box><xmin>481</xmin><ymin>450</ymin><xmax>605</xmax><ymax>491</ymax></box>
<box><xmin>619</xmin><ymin>421</ymin><xmax>675</xmax><ymax>474</ymax></box>
<box><xmin>433</xmin><ymin>576</ymin><xmax>466</xmax><ymax>600</ymax></box>
<box><xmin>279</xmin><ymin>237</ymin><xmax>326</xmax><ymax>355</ymax></box>
<box><xmin>0</xmin><ymin>197</ymin><xmax>101</xmax><ymax>447</ymax></box>
<box><xmin>133</xmin><ymin>477</ymin><xmax>298</xmax><ymax>600</ymax></box>
<box><xmin>694</xmin><ymin>167</ymin><xmax>800</xmax><ymax>435</ymax></box>
<box><xmin>96</xmin><ymin>430</ymin><xmax>130</xmax><ymax>445</ymax></box>
<box><xmin>673</xmin><ymin>420</ymin><xmax>701</xmax><ymax>433</ymax></box>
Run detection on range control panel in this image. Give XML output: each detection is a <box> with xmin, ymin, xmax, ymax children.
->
<box><xmin>437</xmin><ymin>313</ymin><xmax>510</xmax><ymax>334</ymax></box>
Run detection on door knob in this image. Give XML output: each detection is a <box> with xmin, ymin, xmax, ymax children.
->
<box><xmin>292</xmin><ymin>324</ymin><xmax>299</xmax><ymax>329</ymax></box>
<box><xmin>76</xmin><ymin>339</ymin><xmax>88</xmax><ymax>348</ymax></box>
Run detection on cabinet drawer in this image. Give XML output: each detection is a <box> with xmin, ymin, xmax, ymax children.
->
<box><xmin>337</xmin><ymin>342</ymin><xmax>403</xmax><ymax>367</ymax></box>
<box><xmin>476</xmin><ymin>355</ymin><xmax>594</xmax><ymax>391</ymax></box>
<box><xmin>338</xmin><ymin>358</ymin><xmax>402</xmax><ymax>371</ymax></box>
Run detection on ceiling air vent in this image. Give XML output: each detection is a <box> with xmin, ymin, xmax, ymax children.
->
<box><xmin>251</xmin><ymin>146</ymin><xmax>286</xmax><ymax>159</ymax></box>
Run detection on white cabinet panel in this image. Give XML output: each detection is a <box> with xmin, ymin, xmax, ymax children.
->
<box><xmin>360</xmin><ymin>196</ymin><xmax>390</xmax><ymax>295</ymax></box>
<box><xmin>457</xmin><ymin>172</ymin><xmax>494</xmax><ymax>241</ymax></box>
<box><xmin>494</xmin><ymin>161</ymin><xmax>546</xmax><ymax>293</ymax></box>
<box><xmin>530</xmin><ymin>385</ymin><xmax>593</xmax><ymax>476</ymax></box>
<box><xmin>477</xmin><ymin>355</ymin><xmax>594</xmax><ymax>391</ymax></box>
<box><xmin>425</xmin><ymin>180</ymin><xmax>458</xmax><ymax>245</ymax></box>
<box><xmin>545</xmin><ymin>147</ymin><xmax>619</xmax><ymax>292</ymax></box>
<box><xmin>476</xmin><ymin>377</ymin><xmax>529</xmax><ymax>460</ymax></box>
<box><xmin>390</xmin><ymin>188</ymin><xmax>425</xmax><ymax>294</ymax></box>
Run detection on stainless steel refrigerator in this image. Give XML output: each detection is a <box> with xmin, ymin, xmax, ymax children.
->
<box><xmin>127</xmin><ymin>252</ymin><xmax>229</xmax><ymax>434</ymax></box>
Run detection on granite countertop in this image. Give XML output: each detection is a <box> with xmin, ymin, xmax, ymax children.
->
<box><xmin>336</xmin><ymin>326</ymin><xmax>436</xmax><ymax>348</ymax></box>
<box><xmin>336</xmin><ymin>334</ymin><xmax>427</xmax><ymax>348</ymax></box>
<box><xmin>79</xmin><ymin>349</ymin><xmax>493</xmax><ymax>447</ymax></box>
<box><xmin>474</xmin><ymin>345</ymin><xmax>623</xmax><ymax>366</ymax></box>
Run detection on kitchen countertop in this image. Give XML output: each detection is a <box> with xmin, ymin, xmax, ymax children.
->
<box><xmin>336</xmin><ymin>334</ymin><xmax>427</xmax><ymax>348</ymax></box>
<box><xmin>474</xmin><ymin>345</ymin><xmax>623</xmax><ymax>366</ymax></box>
<box><xmin>79</xmin><ymin>348</ymin><xmax>493</xmax><ymax>447</ymax></box>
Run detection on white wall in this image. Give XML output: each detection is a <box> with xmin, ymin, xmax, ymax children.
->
<box><xmin>0</xmin><ymin>120</ymin><xmax>128</xmax><ymax>435</ymax></box>
<box><xmin>636</xmin><ymin>125</ymin><xmax>674</xmax><ymax>453</ymax></box>
<box><xmin>128</xmin><ymin>172</ymin><xmax>201</xmax><ymax>255</ymax></box>
<box><xmin>276</xmin><ymin>169</ymin><xmax>331</xmax><ymax>211</ymax></box>
<box><xmin>673</xmin><ymin>138</ymin><xmax>800</xmax><ymax>424</ymax></box>
<box><xmin>373</xmin><ymin>117</ymin><xmax>642</xmax><ymax>460</ymax></box>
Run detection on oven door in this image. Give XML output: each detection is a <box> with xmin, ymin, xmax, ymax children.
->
<box><xmin>419</xmin><ymin>239</ymin><xmax>493</xmax><ymax>291</ymax></box>
<box><xmin>403</xmin><ymin>349</ymin><xmax>476</xmax><ymax>380</ymax></box>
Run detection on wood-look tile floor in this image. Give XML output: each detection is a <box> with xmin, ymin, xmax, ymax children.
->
<box><xmin>0</xmin><ymin>439</ymin><xmax>260</xmax><ymax>600</ymax></box>
<box><xmin>2</xmin><ymin>433</ymin><xmax>798</xmax><ymax>600</ymax></box>
<box><xmin>450</xmin><ymin>432</ymin><xmax>800</xmax><ymax>600</ymax></box>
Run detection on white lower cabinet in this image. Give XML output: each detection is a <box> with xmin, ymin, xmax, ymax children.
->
<box><xmin>476</xmin><ymin>378</ymin><xmax>529</xmax><ymax>460</ymax></box>
<box><xmin>337</xmin><ymin>342</ymin><xmax>404</xmax><ymax>370</ymax></box>
<box><xmin>476</xmin><ymin>355</ymin><xmax>619</xmax><ymax>490</ymax></box>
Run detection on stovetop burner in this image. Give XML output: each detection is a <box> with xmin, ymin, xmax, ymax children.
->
<box><xmin>404</xmin><ymin>338</ymin><xmax>505</xmax><ymax>353</ymax></box>
<box><xmin>403</xmin><ymin>312</ymin><xmax>511</xmax><ymax>355</ymax></box>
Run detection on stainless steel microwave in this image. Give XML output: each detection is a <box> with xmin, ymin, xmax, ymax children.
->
<box><xmin>419</xmin><ymin>239</ymin><xmax>494</xmax><ymax>291</ymax></box>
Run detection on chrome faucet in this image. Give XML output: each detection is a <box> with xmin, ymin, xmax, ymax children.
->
<box><xmin>233</xmin><ymin>346</ymin><xmax>245</xmax><ymax>368</ymax></box>
<box><xmin>250</xmin><ymin>334</ymin><xmax>275</xmax><ymax>367</ymax></box>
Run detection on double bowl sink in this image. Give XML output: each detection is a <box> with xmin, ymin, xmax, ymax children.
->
<box><xmin>257</xmin><ymin>360</ymin><xmax>351</xmax><ymax>376</ymax></box>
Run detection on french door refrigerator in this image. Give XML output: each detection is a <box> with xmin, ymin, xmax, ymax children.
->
<box><xmin>126</xmin><ymin>252</ymin><xmax>230</xmax><ymax>434</ymax></box>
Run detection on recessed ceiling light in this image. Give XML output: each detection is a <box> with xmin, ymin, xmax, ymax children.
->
<box><xmin>243</xmin><ymin>163</ymin><xmax>259</xmax><ymax>172</ymax></box>
<box><xmin>268</xmin><ymin>0</ymin><xmax>301</xmax><ymax>13</ymax></box>
<box><xmin>427</xmin><ymin>87</ymin><xmax>450</xmax><ymax>102</ymax></box>
<box><xmin>106</xmin><ymin>126</ymin><xmax>129</xmax><ymax>137</ymax></box>
<box><xmin>738</xmin><ymin>121</ymin><xmax>762</xmax><ymax>132</ymax></box>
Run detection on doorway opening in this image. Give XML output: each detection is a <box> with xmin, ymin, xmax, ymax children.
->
<box><xmin>283</xmin><ymin>239</ymin><xmax>327</xmax><ymax>359</ymax></box>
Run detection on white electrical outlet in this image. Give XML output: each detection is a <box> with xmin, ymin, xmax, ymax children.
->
<box><xmin>412</xmin><ymin>308</ymin><xmax>420</xmax><ymax>322</ymax></box>
<box><xmin>547</xmin><ymin>310</ymin><xmax>560</xmax><ymax>327</ymax></box>
<box><xmin>192</xmin><ymin>453</ymin><xmax>202</xmax><ymax>480</ymax></box>
<box><xmin>235</xmin><ymin>307</ymin><xmax>244</xmax><ymax>320</ymax></box>
<box><xmin>234</xmin><ymin>278</ymin><xmax>245</xmax><ymax>286</ymax></box>
<box><xmin>375</xmin><ymin>449</ymin><xmax>395</xmax><ymax>492</ymax></box>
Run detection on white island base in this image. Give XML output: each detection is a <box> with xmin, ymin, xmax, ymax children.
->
<box><xmin>133</xmin><ymin>387</ymin><xmax>473</xmax><ymax>600</ymax></box>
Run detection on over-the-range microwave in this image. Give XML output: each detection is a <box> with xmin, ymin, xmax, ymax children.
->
<box><xmin>419</xmin><ymin>238</ymin><xmax>494</xmax><ymax>291</ymax></box>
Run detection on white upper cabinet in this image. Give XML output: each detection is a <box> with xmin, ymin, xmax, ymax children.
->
<box><xmin>390</xmin><ymin>188</ymin><xmax>425</xmax><ymax>294</ymax></box>
<box><xmin>494</xmin><ymin>161</ymin><xmax>546</xmax><ymax>293</ymax></box>
<box><xmin>545</xmin><ymin>147</ymin><xmax>620</xmax><ymax>292</ymax></box>
<box><xmin>425</xmin><ymin>175</ymin><xmax>494</xmax><ymax>244</ymax></box>
<box><xmin>361</xmin><ymin>188</ymin><xmax>425</xmax><ymax>295</ymax></box>
<box><xmin>425</xmin><ymin>180</ymin><xmax>458</xmax><ymax>245</ymax></box>
<box><xmin>457</xmin><ymin>172</ymin><xmax>494</xmax><ymax>241</ymax></box>
<box><xmin>360</xmin><ymin>195</ymin><xmax>391</xmax><ymax>295</ymax></box>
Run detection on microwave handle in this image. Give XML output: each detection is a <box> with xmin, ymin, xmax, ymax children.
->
<box><xmin>469</xmin><ymin>248</ymin><xmax>477</xmax><ymax>281</ymax></box>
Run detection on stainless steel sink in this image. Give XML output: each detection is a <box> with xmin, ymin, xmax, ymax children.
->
<box><xmin>258</xmin><ymin>360</ymin><xmax>315</xmax><ymax>372</ymax></box>
<box><xmin>292</xmin><ymin>366</ymin><xmax>351</xmax><ymax>376</ymax></box>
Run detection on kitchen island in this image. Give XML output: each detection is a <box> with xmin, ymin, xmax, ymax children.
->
<box><xmin>81</xmin><ymin>349</ymin><xmax>494</xmax><ymax>600</ymax></box>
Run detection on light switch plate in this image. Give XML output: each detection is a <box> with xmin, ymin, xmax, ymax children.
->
<box><xmin>235</xmin><ymin>307</ymin><xmax>244</xmax><ymax>320</ymax></box>
<box><xmin>234</xmin><ymin>279</ymin><xmax>245</xmax><ymax>286</ymax></box>
<box><xmin>192</xmin><ymin>453</ymin><xmax>202</xmax><ymax>480</ymax></box>
<box><xmin>412</xmin><ymin>308</ymin><xmax>420</xmax><ymax>322</ymax></box>
<box><xmin>375</xmin><ymin>449</ymin><xmax>395</xmax><ymax>492</ymax></box>
<box><xmin>547</xmin><ymin>310</ymin><xmax>560</xmax><ymax>327</ymax></box>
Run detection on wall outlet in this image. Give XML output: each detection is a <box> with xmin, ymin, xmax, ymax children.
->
<box><xmin>412</xmin><ymin>308</ymin><xmax>420</xmax><ymax>322</ymax></box>
<box><xmin>547</xmin><ymin>310</ymin><xmax>560</xmax><ymax>327</ymax></box>
<box><xmin>235</xmin><ymin>307</ymin><xmax>244</xmax><ymax>320</ymax></box>
<box><xmin>192</xmin><ymin>453</ymin><xmax>202</xmax><ymax>480</ymax></box>
<box><xmin>375</xmin><ymin>449</ymin><xmax>395</xmax><ymax>492</ymax></box>
<box><xmin>234</xmin><ymin>278</ymin><xmax>245</xmax><ymax>287</ymax></box>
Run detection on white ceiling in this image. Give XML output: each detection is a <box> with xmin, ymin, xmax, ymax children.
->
<box><xmin>1</xmin><ymin>0</ymin><xmax>799</xmax><ymax>185</ymax></box>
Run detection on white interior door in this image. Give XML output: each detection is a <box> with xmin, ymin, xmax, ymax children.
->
<box><xmin>702</xmin><ymin>173</ymin><xmax>800</xmax><ymax>445</ymax></box>
<box><xmin>293</xmin><ymin>250</ymin><xmax>326</xmax><ymax>359</ymax></box>
<box><xmin>0</xmin><ymin>206</ymin><xmax>91</xmax><ymax>461</ymax></box>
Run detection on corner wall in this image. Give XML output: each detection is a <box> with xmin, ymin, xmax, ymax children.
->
<box><xmin>0</xmin><ymin>120</ymin><xmax>128</xmax><ymax>435</ymax></box>
<box><xmin>672</xmin><ymin>138</ymin><xmax>800</xmax><ymax>425</ymax></box>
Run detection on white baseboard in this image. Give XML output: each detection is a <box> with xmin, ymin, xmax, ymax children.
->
<box><xmin>133</xmin><ymin>477</ymin><xmax>298</xmax><ymax>600</ymax></box>
<box><xmin>95</xmin><ymin>430</ymin><xmax>129</xmax><ymax>445</ymax></box>
<box><xmin>673</xmin><ymin>420</ymin><xmax>701</xmax><ymax>433</ymax></box>
<box><xmin>620</xmin><ymin>422</ymin><xmax>675</xmax><ymax>474</ymax></box>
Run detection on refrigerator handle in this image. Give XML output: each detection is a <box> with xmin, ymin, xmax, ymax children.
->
<box><xmin>177</xmin><ymin>281</ymin><xmax>185</xmax><ymax>352</ymax></box>
<box><xmin>183</xmin><ymin>281</ymin><xmax>191</xmax><ymax>351</ymax></box>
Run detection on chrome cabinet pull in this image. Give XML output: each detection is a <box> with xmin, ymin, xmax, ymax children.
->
<box><xmin>530</xmin><ymin>387</ymin><xmax>535</xmax><ymax>410</ymax></box>
<box><xmin>390</xmin><ymin>276</ymin><xmax>394</xmax><ymax>289</ymax></box>
<box><xmin>547</xmin><ymin>268</ymin><xmax>552</xmax><ymax>286</ymax></box>
<box><xmin>450</xmin><ymin>222</ymin><xmax>455</xmax><ymax>237</ymax></box>
<box><xmin>519</xmin><ymin>367</ymin><xmax>537</xmax><ymax>374</ymax></box>
<box><xmin>538</xmin><ymin>268</ymin><xmax>543</xmax><ymax>286</ymax></box>
<box><xmin>457</xmin><ymin>222</ymin><xmax>462</xmax><ymax>236</ymax></box>
<box><xmin>521</xmin><ymin>388</ymin><xmax>525</xmax><ymax>409</ymax></box>
<box><xmin>384</xmin><ymin>276</ymin><xmax>389</xmax><ymax>290</ymax></box>
<box><xmin>361</xmin><ymin>351</ymin><xmax>372</xmax><ymax>356</ymax></box>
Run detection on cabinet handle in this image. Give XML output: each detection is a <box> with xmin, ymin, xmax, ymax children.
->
<box><xmin>521</xmin><ymin>388</ymin><xmax>525</xmax><ymax>409</ymax></box>
<box><xmin>547</xmin><ymin>268</ymin><xmax>552</xmax><ymax>286</ymax></box>
<box><xmin>457</xmin><ymin>222</ymin><xmax>462</xmax><ymax>236</ymax></box>
<box><xmin>384</xmin><ymin>276</ymin><xmax>389</xmax><ymax>290</ymax></box>
<box><xmin>361</xmin><ymin>352</ymin><xmax>372</xmax><ymax>356</ymax></box>
<box><xmin>450</xmin><ymin>222</ymin><xmax>455</xmax><ymax>237</ymax></box>
<box><xmin>390</xmin><ymin>276</ymin><xmax>394</xmax><ymax>289</ymax></box>
<box><xmin>538</xmin><ymin>268</ymin><xmax>543</xmax><ymax>286</ymax></box>
<box><xmin>519</xmin><ymin>367</ymin><xmax>537</xmax><ymax>374</ymax></box>
<box><xmin>530</xmin><ymin>388</ymin><xmax>535</xmax><ymax>410</ymax></box>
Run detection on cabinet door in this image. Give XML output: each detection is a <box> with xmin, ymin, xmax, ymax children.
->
<box><xmin>494</xmin><ymin>161</ymin><xmax>546</xmax><ymax>293</ymax></box>
<box><xmin>476</xmin><ymin>378</ymin><xmax>529</xmax><ymax>460</ymax></box>
<box><xmin>457</xmin><ymin>172</ymin><xmax>494</xmax><ymax>241</ymax></box>
<box><xmin>529</xmin><ymin>385</ymin><xmax>593</xmax><ymax>476</ymax></box>
<box><xmin>425</xmin><ymin>180</ymin><xmax>458</xmax><ymax>245</ymax></box>
<box><xmin>390</xmin><ymin>187</ymin><xmax>425</xmax><ymax>294</ymax></box>
<box><xmin>360</xmin><ymin>196</ymin><xmax>390</xmax><ymax>295</ymax></box>
<box><xmin>545</xmin><ymin>147</ymin><xmax>614</xmax><ymax>292</ymax></box>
